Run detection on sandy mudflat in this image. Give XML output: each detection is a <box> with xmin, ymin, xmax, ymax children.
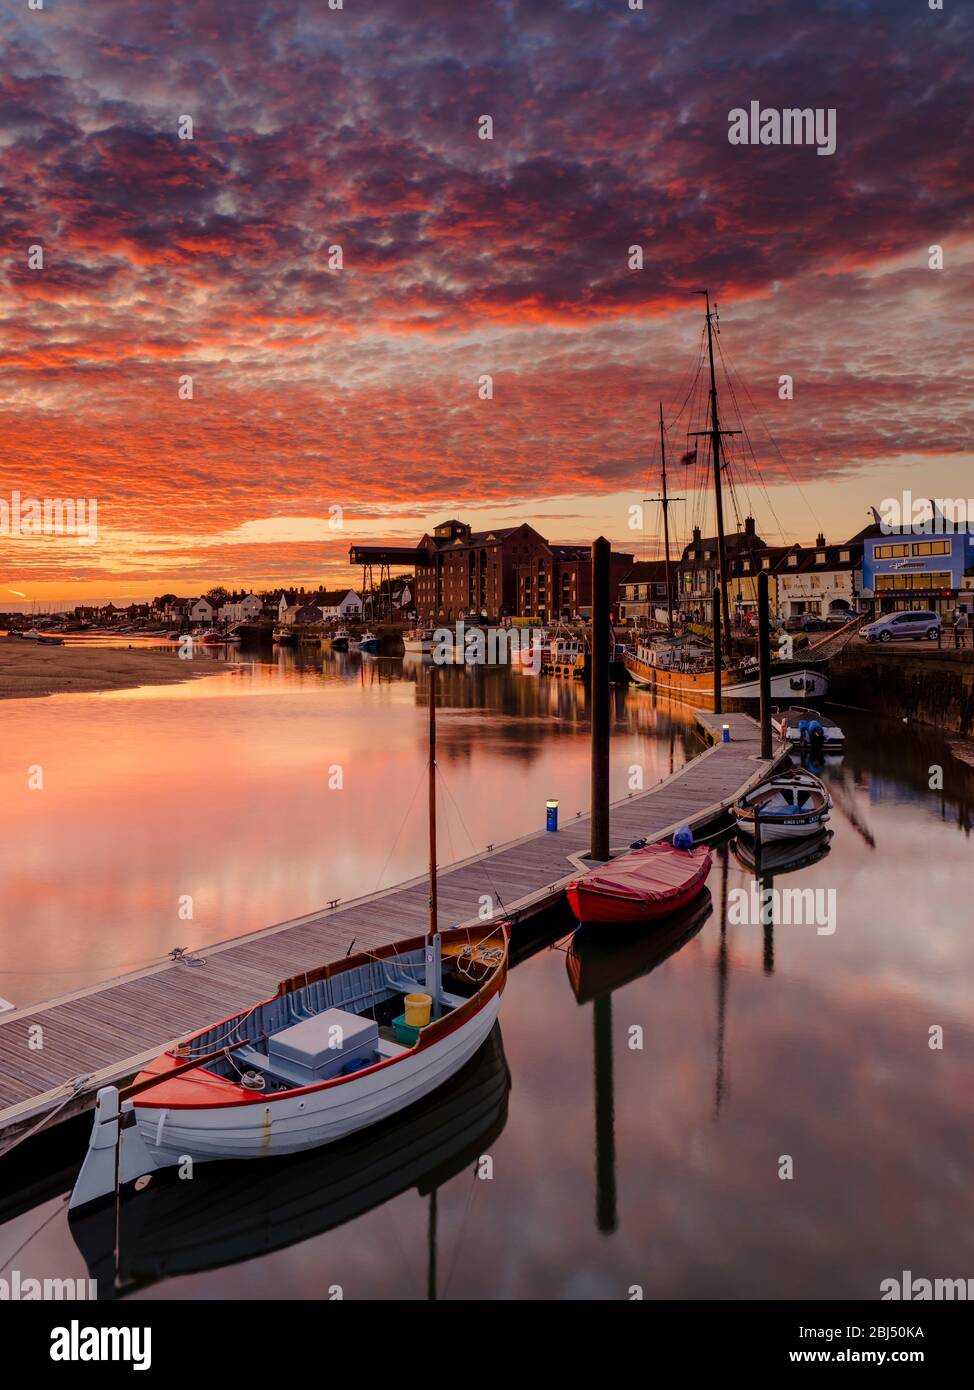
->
<box><xmin>0</xmin><ymin>641</ymin><xmax>228</xmax><ymax>700</ymax></box>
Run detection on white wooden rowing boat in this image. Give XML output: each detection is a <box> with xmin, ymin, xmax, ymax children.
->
<box><xmin>69</xmin><ymin>926</ymin><xmax>508</xmax><ymax>1211</ymax></box>
<box><xmin>732</xmin><ymin>767</ymin><xmax>832</xmax><ymax>842</ymax></box>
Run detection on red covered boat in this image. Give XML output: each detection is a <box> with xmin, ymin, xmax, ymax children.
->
<box><xmin>566</xmin><ymin>842</ymin><xmax>713</xmax><ymax>925</ymax></box>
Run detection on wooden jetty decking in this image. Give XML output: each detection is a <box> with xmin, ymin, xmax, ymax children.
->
<box><xmin>0</xmin><ymin>709</ymin><xmax>784</xmax><ymax>1145</ymax></box>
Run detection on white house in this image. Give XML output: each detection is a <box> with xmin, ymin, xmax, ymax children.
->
<box><xmin>188</xmin><ymin>597</ymin><xmax>216</xmax><ymax>624</ymax></box>
<box><xmin>773</xmin><ymin>536</ymin><xmax>864</xmax><ymax>619</ymax></box>
<box><xmin>219</xmin><ymin>592</ymin><xmax>262</xmax><ymax>624</ymax></box>
<box><xmin>276</xmin><ymin>592</ymin><xmax>299</xmax><ymax>622</ymax></box>
<box><xmin>317</xmin><ymin>589</ymin><xmax>363</xmax><ymax>620</ymax></box>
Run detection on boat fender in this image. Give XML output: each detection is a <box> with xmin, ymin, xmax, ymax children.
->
<box><xmin>673</xmin><ymin>825</ymin><xmax>694</xmax><ymax>850</ymax></box>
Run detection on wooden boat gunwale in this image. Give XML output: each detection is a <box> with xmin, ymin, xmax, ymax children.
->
<box><xmin>133</xmin><ymin>923</ymin><xmax>509</xmax><ymax>1111</ymax></box>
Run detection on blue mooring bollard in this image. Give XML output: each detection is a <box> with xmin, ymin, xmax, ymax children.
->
<box><xmin>722</xmin><ymin>723</ymin><xmax>731</xmax><ymax>743</ymax></box>
<box><xmin>546</xmin><ymin>799</ymin><xmax>559</xmax><ymax>832</ymax></box>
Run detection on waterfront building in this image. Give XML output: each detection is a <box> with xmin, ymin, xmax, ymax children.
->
<box><xmin>773</xmin><ymin>534</ymin><xmax>864</xmax><ymax>620</ymax></box>
<box><xmin>315</xmin><ymin>589</ymin><xmax>363</xmax><ymax>620</ymax></box>
<box><xmin>618</xmin><ymin>560</ymin><xmax>675</xmax><ymax>626</ymax></box>
<box><xmin>218</xmin><ymin>592</ymin><xmax>263</xmax><ymax>625</ymax></box>
<box><xmin>351</xmin><ymin>520</ymin><xmax>633</xmax><ymax>623</ymax></box>
<box><xmin>188</xmin><ymin>597</ymin><xmax>216</xmax><ymax>625</ymax></box>
<box><xmin>676</xmin><ymin>517</ymin><xmax>767</xmax><ymax>627</ymax></box>
<box><xmin>858</xmin><ymin>515</ymin><xmax>974</xmax><ymax>619</ymax></box>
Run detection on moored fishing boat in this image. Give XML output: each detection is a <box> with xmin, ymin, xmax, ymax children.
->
<box><xmin>732</xmin><ymin>767</ymin><xmax>832</xmax><ymax>842</ymax></box>
<box><xmin>353</xmin><ymin>630</ymin><xmax>381</xmax><ymax>652</ymax></box>
<box><xmin>328</xmin><ymin>627</ymin><xmax>350</xmax><ymax>650</ymax></box>
<box><xmin>272</xmin><ymin>626</ymin><xmax>297</xmax><ymax>645</ymax></box>
<box><xmin>566</xmin><ymin>839</ymin><xmax>712</xmax><ymax>925</ymax></box>
<box><xmin>771</xmin><ymin>705</ymin><xmax>845</xmax><ymax>750</ymax></box>
<box><xmin>403</xmin><ymin>627</ymin><xmax>434</xmax><ymax>653</ymax></box>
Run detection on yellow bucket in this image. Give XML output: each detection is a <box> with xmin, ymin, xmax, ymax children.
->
<box><xmin>404</xmin><ymin>993</ymin><xmax>432</xmax><ymax>1028</ymax></box>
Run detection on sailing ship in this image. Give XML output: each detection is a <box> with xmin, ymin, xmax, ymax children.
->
<box><xmin>624</xmin><ymin>294</ymin><xmax>829</xmax><ymax>705</ymax></box>
<box><xmin>69</xmin><ymin>668</ymin><xmax>509</xmax><ymax>1213</ymax></box>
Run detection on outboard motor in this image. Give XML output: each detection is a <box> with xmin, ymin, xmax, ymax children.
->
<box><xmin>797</xmin><ymin>718</ymin><xmax>810</xmax><ymax>745</ymax></box>
<box><xmin>808</xmin><ymin>719</ymin><xmax>825</xmax><ymax>753</ymax></box>
<box><xmin>673</xmin><ymin>825</ymin><xmax>694</xmax><ymax>851</ymax></box>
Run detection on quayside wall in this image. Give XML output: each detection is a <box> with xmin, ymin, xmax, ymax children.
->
<box><xmin>829</xmin><ymin>646</ymin><xmax>974</xmax><ymax>736</ymax></box>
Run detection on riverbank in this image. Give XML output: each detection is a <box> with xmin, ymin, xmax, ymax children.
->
<box><xmin>0</xmin><ymin>641</ymin><xmax>228</xmax><ymax>700</ymax></box>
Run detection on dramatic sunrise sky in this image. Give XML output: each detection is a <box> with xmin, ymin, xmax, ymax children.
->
<box><xmin>0</xmin><ymin>0</ymin><xmax>971</xmax><ymax>602</ymax></box>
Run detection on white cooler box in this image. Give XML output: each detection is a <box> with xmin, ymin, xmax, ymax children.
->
<box><xmin>267</xmin><ymin>1008</ymin><xmax>379</xmax><ymax>1085</ymax></box>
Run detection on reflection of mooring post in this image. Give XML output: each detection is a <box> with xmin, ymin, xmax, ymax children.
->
<box><xmin>758</xmin><ymin>571</ymin><xmax>772</xmax><ymax>759</ymax></box>
<box><xmin>715</xmin><ymin>841</ymin><xmax>729</xmax><ymax>1116</ymax></box>
<box><xmin>591</xmin><ymin>536</ymin><xmax>611</xmax><ymax>862</ymax></box>
<box><xmin>761</xmin><ymin>871</ymin><xmax>775</xmax><ymax>975</ymax></box>
<box><xmin>427</xmin><ymin>1189</ymin><xmax>437</xmax><ymax>1301</ymax></box>
<box><xmin>594</xmin><ymin>994</ymin><xmax>617</xmax><ymax>1234</ymax></box>
<box><xmin>713</xmin><ymin>589</ymin><xmax>723</xmax><ymax>714</ymax></box>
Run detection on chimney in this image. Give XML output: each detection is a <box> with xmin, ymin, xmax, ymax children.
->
<box><xmin>744</xmin><ymin>516</ymin><xmax>756</xmax><ymax>537</ymax></box>
<box><xmin>815</xmin><ymin>532</ymin><xmax>826</xmax><ymax>547</ymax></box>
<box><xmin>692</xmin><ymin>526</ymin><xmax>701</xmax><ymax>543</ymax></box>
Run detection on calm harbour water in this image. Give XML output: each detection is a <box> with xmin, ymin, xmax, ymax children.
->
<box><xmin>1</xmin><ymin>643</ymin><xmax>972</xmax><ymax>1300</ymax></box>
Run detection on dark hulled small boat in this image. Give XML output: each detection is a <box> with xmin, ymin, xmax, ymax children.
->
<box><xmin>566</xmin><ymin>842</ymin><xmax>712</xmax><ymax>926</ymax></box>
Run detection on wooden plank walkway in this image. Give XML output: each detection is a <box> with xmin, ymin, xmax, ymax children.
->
<box><xmin>0</xmin><ymin>708</ymin><xmax>783</xmax><ymax>1143</ymax></box>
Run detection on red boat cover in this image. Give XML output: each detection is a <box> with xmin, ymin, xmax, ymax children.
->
<box><xmin>569</xmin><ymin>843</ymin><xmax>712</xmax><ymax>917</ymax></box>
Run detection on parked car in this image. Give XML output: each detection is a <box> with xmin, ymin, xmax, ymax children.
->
<box><xmin>860</xmin><ymin>610</ymin><xmax>941</xmax><ymax>643</ymax></box>
<box><xmin>784</xmin><ymin>614</ymin><xmax>828</xmax><ymax>632</ymax></box>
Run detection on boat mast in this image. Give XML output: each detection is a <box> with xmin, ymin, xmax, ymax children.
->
<box><xmin>428</xmin><ymin>664</ymin><xmax>438</xmax><ymax>938</ymax></box>
<box><xmin>691</xmin><ymin>290</ymin><xmax>737</xmax><ymax>648</ymax></box>
<box><xmin>658</xmin><ymin>403</ymin><xmax>675</xmax><ymax>636</ymax></box>
<box><xmin>646</xmin><ymin>405</ymin><xmax>682</xmax><ymax>638</ymax></box>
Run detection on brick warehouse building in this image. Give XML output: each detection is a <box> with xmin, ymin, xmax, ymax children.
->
<box><xmin>351</xmin><ymin>519</ymin><xmax>633</xmax><ymax>622</ymax></box>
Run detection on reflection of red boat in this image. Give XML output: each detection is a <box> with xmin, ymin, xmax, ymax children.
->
<box><xmin>566</xmin><ymin>843</ymin><xmax>712</xmax><ymax>925</ymax></box>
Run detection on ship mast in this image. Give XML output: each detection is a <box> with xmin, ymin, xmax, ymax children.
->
<box><xmin>690</xmin><ymin>290</ymin><xmax>738</xmax><ymax>648</ymax></box>
<box><xmin>428</xmin><ymin>664</ymin><xmax>438</xmax><ymax>937</ymax></box>
<box><xmin>647</xmin><ymin>403</ymin><xmax>682</xmax><ymax>637</ymax></box>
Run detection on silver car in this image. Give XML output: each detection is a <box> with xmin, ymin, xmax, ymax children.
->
<box><xmin>861</xmin><ymin>610</ymin><xmax>941</xmax><ymax>643</ymax></box>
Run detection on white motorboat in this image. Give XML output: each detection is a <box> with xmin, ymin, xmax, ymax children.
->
<box><xmin>771</xmin><ymin>705</ymin><xmax>845</xmax><ymax>750</ymax></box>
<box><xmin>732</xmin><ymin>767</ymin><xmax>832</xmax><ymax>842</ymax></box>
<box><xmin>402</xmin><ymin>628</ymin><xmax>435</xmax><ymax>653</ymax></box>
<box><xmin>722</xmin><ymin>667</ymin><xmax>829</xmax><ymax>699</ymax></box>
